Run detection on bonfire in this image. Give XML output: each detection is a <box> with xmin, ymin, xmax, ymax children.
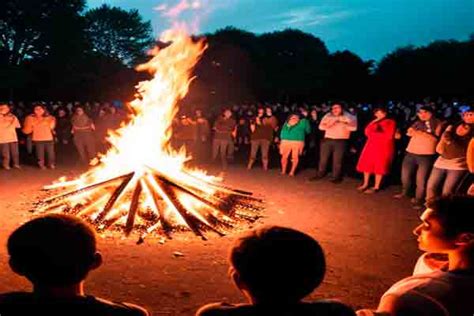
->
<box><xmin>34</xmin><ymin>26</ymin><xmax>263</xmax><ymax>242</ymax></box>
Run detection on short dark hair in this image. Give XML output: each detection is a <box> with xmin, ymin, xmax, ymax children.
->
<box><xmin>230</xmin><ymin>226</ymin><xmax>325</xmax><ymax>303</ymax></box>
<box><xmin>418</xmin><ymin>105</ymin><xmax>434</xmax><ymax>113</ymax></box>
<box><xmin>373</xmin><ymin>106</ymin><xmax>388</xmax><ymax>115</ymax></box>
<box><xmin>426</xmin><ymin>195</ymin><xmax>474</xmax><ymax>238</ymax></box>
<box><xmin>8</xmin><ymin>214</ymin><xmax>97</xmax><ymax>286</ymax></box>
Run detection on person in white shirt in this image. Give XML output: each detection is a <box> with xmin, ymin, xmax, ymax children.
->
<box><xmin>357</xmin><ymin>195</ymin><xmax>474</xmax><ymax>316</ymax></box>
<box><xmin>0</xmin><ymin>103</ymin><xmax>21</xmax><ymax>170</ymax></box>
<box><xmin>309</xmin><ymin>103</ymin><xmax>357</xmax><ymax>183</ymax></box>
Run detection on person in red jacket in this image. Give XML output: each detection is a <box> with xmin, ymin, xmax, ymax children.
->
<box><xmin>356</xmin><ymin>106</ymin><xmax>397</xmax><ymax>193</ymax></box>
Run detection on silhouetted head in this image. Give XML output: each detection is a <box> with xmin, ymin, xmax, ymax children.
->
<box><xmin>8</xmin><ymin>214</ymin><xmax>102</xmax><ymax>287</ymax></box>
<box><xmin>229</xmin><ymin>226</ymin><xmax>326</xmax><ymax>305</ymax></box>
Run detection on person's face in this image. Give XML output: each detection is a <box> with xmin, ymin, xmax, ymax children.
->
<box><xmin>456</xmin><ymin>123</ymin><xmax>471</xmax><ymax>137</ymax></box>
<box><xmin>75</xmin><ymin>108</ymin><xmax>84</xmax><ymax>115</ymax></box>
<box><xmin>265</xmin><ymin>108</ymin><xmax>272</xmax><ymax>116</ymax></box>
<box><xmin>58</xmin><ymin>109</ymin><xmax>66</xmax><ymax>117</ymax></box>
<box><xmin>257</xmin><ymin>109</ymin><xmax>264</xmax><ymax>116</ymax></box>
<box><xmin>310</xmin><ymin>110</ymin><xmax>317</xmax><ymax>120</ymax></box>
<box><xmin>0</xmin><ymin>105</ymin><xmax>10</xmax><ymax>115</ymax></box>
<box><xmin>34</xmin><ymin>106</ymin><xmax>45</xmax><ymax>116</ymax></box>
<box><xmin>413</xmin><ymin>209</ymin><xmax>455</xmax><ymax>253</ymax></box>
<box><xmin>462</xmin><ymin>111</ymin><xmax>474</xmax><ymax>124</ymax></box>
<box><xmin>417</xmin><ymin>109</ymin><xmax>432</xmax><ymax>121</ymax></box>
<box><xmin>195</xmin><ymin>110</ymin><xmax>202</xmax><ymax>118</ymax></box>
<box><xmin>224</xmin><ymin>110</ymin><xmax>232</xmax><ymax>119</ymax></box>
<box><xmin>374</xmin><ymin>110</ymin><xmax>387</xmax><ymax>120</ymax></box>
<box><xmin>289</xmin><ymin>115</ymin><xmax>299</xmax><ymax>123</ymax></box>
<box><xmin>331</xmin><ymin>105</ymin><xmax>342</xmax><ymax>116</ymax></box>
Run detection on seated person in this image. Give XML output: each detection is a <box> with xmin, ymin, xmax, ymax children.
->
<box><xmin>358</xmin><ymin>195</ymin><xmax>474</xmax><ymax>316</ymax></box>
<box><xmin>196</xmin><ymin>226</ymin><xmax>355</xmax><ymax>316</ymax></box>
<box><xmin>0</xmin><ymin>214</ymin><xmax>149</xmax><ymax>316</ymax></box>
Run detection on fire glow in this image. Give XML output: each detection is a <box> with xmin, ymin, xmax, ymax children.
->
<box><xmin>35</xmin><ymin>27</ymin><xmax>262</xmax><ymax>242</ymax></box>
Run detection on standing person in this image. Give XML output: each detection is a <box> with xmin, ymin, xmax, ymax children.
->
<box><xmin>93</xmin><ymin>107</ymin><xmax>110</xmax><ymax>154</ymax></box>
<box><xmin>173</xmin><ymin>115</ymin><xmax>197</xmax><ymax>153</ymax></box>
<box><xmin>279</xmin><ymin>113</ymin><xmax>310</xmax><ymax>176</ymax></box>
<box><xmin>212</xmin><ymin>109</ymin><xmax>236</xmax><ymax>169</ymax></box>
<box><xmin>356</xmin><ymin>107</ymin><xmax>397</xmax><ymax>193</ymax></box>
<box><xmin>107</xmin><ymin>106</ymin><xmax>123</xmax><ymax>130</ymax></box>
<box><xmin>248</xmin><ymin>107</ymin><xmax>278</xmax><ymax>170</ymax></box>
<box><xmin>304</xmin><ymin>108</ymin><xmax>320</xmax><ymax>168</ymax></box>
<box><xmin>0</xmin><ymin>103</ymin><xmax>21</xmax><ymax>170</ymax></box>
<box><xmin>54</xmin><ymin>108</ymin><xmax>72</xmax><ymax>156</ymax></box>
<box><xmin>426</xmin><ymin>122</ymin><xmax>473</xmax><ymax>200</ymax></box>
<box><xmin>71</xmin><ymin>106</ymin><xmax>96</xmax><ymax>165</ymax></box>
<box><xmin>23</xmin><ymin>104</ymin><xmax>56</xmax><ymax>169</ymax></box>
<box><xmin>310</xmin><ymin>103</ymin><xmax>357</xmax><ymax>183</ymax></box>
<box><xmin>194</xmin><ymin>109</ymin><xmax>210</xmax><ymax>161</ymax></box>
<box><xmin>394</xmin><ymin>106</ymin><xmax>443</xmax><ymax>208</ymax></box>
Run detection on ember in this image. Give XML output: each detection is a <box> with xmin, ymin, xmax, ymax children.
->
<box><xmin>34</xmin><ymin>27</ymin><xmax>263</xmax><ymax>242</ymax></box>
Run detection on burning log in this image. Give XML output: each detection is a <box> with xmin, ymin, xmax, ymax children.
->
<box><xmin>35</xmin><ymin>168</ymin><xmax>263</xmax><ymax>242</ymax></box>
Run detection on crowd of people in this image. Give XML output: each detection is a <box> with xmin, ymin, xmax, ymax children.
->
<box><xmin>0</xmin><ymin>101</ymin><xmax>125</xmax><ymax>169</ymax></box>
<box><xmin>172</xmin><ymin>100</ymin><xmax>473</xmax><ymax>208</ymax></box>
<box><xmin>0</xmin><ymin>195</ymin><xmax>473</xmax><ymax>315</ymax></box>
<box><xmin>1</xmin><ymin>99</ymin><xmax>473</xmax><ymax>208</ymax></box>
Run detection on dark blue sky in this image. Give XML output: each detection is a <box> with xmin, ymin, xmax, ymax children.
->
<box><xmin>87</xmin><ymin>0</ymin><xmax>473</xmax><ymax>60</ymax></box>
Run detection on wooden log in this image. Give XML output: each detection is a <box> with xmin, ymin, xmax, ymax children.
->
<box><xmin>124</xmin><ymin>182</ymin><xmax>142</xmax><ymax>236</ymax></box>
<box><xmin>42</xmin><ymin>172</ymin><xmax>134</xmax><ymax>204</ymax></box>
<box><xmin>94</xmin><ymin>173</ymin><xmax>134</xmax><ymax>224</ymax></box>
<box><xmin>143</xmin><ymin>176</ymin><xmax>173</xmax><ymax>237</ymax></box>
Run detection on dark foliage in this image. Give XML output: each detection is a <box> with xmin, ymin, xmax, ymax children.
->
<box><xmin>0</xmin><ymin>2</ymin><xmax>472</xmax><ymax>103</ymax></box>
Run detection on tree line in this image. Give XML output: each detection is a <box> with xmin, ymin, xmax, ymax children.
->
<box><xmin>1</xmin><ymin>0</ymin><xmax>472</xmax><ymax>104</ymax></box>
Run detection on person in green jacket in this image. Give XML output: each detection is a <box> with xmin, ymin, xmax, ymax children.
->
<box><xmin>279</xmin><ymin>113</ymin><xmax>311</xmax><ymax>176</ymax></box>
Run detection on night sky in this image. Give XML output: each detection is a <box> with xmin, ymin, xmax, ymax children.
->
<box><xmin>87</xmin><ymin>0</ymin><xmax>473</xmax><ymax>60</ymax></box>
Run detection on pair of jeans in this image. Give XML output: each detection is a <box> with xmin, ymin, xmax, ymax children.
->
<box><xmin>249</xmin><ymin>139</ymin><xmax>270</xmax><ymax>161</ymax></box>
<box><xmin>426</xmin><ymin>167</ymin><xmax>467</xmax><ymax>200</ymax></box>
<box><xmin>35</xmin><ymin>141</ymin><xmax>55</xmax><ymax>167</ymax></box>
<box><xmin>401</xmin><ymin>153</ymin><xmax>435</xmax><ymax>203</ymax></box>
<box><xmin>212</xmin><ymin>139</ymin><xmax>232</xmax><ymax>168</ymax></box>
<box><xmin>73</xmin><ymin>132</ymin><xmax>97</xmax><ymax>163</ymax></box>
<box><xmin>1</xmin><ymin>142</ymin><xmax>20</xmax><ymax>167</ymax></box>
<box><xmin>317</xmin><ymin>139</ymin><xmax>347</xmax><ymax>180</ymax></box>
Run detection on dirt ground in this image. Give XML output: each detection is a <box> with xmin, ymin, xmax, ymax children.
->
<box><xmin>0</xmin><ymin>163</ymin><xmax>421</xmax><ymax>315</ymax></box>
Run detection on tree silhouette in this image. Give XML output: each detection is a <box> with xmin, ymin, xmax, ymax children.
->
<box><xmin>0</xmin><ymin>0</ymin><xmax>85</xmax><ymax>65</ymax></box>
<box><xmin>328</xmin><ymin>50</ymin><xmax>373</xmax><ymax>100</ymax></box>
<box><xmin>84</xmin><ymin>4</ymin><xmax>154</xmax><ymax>66</ymax></box>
